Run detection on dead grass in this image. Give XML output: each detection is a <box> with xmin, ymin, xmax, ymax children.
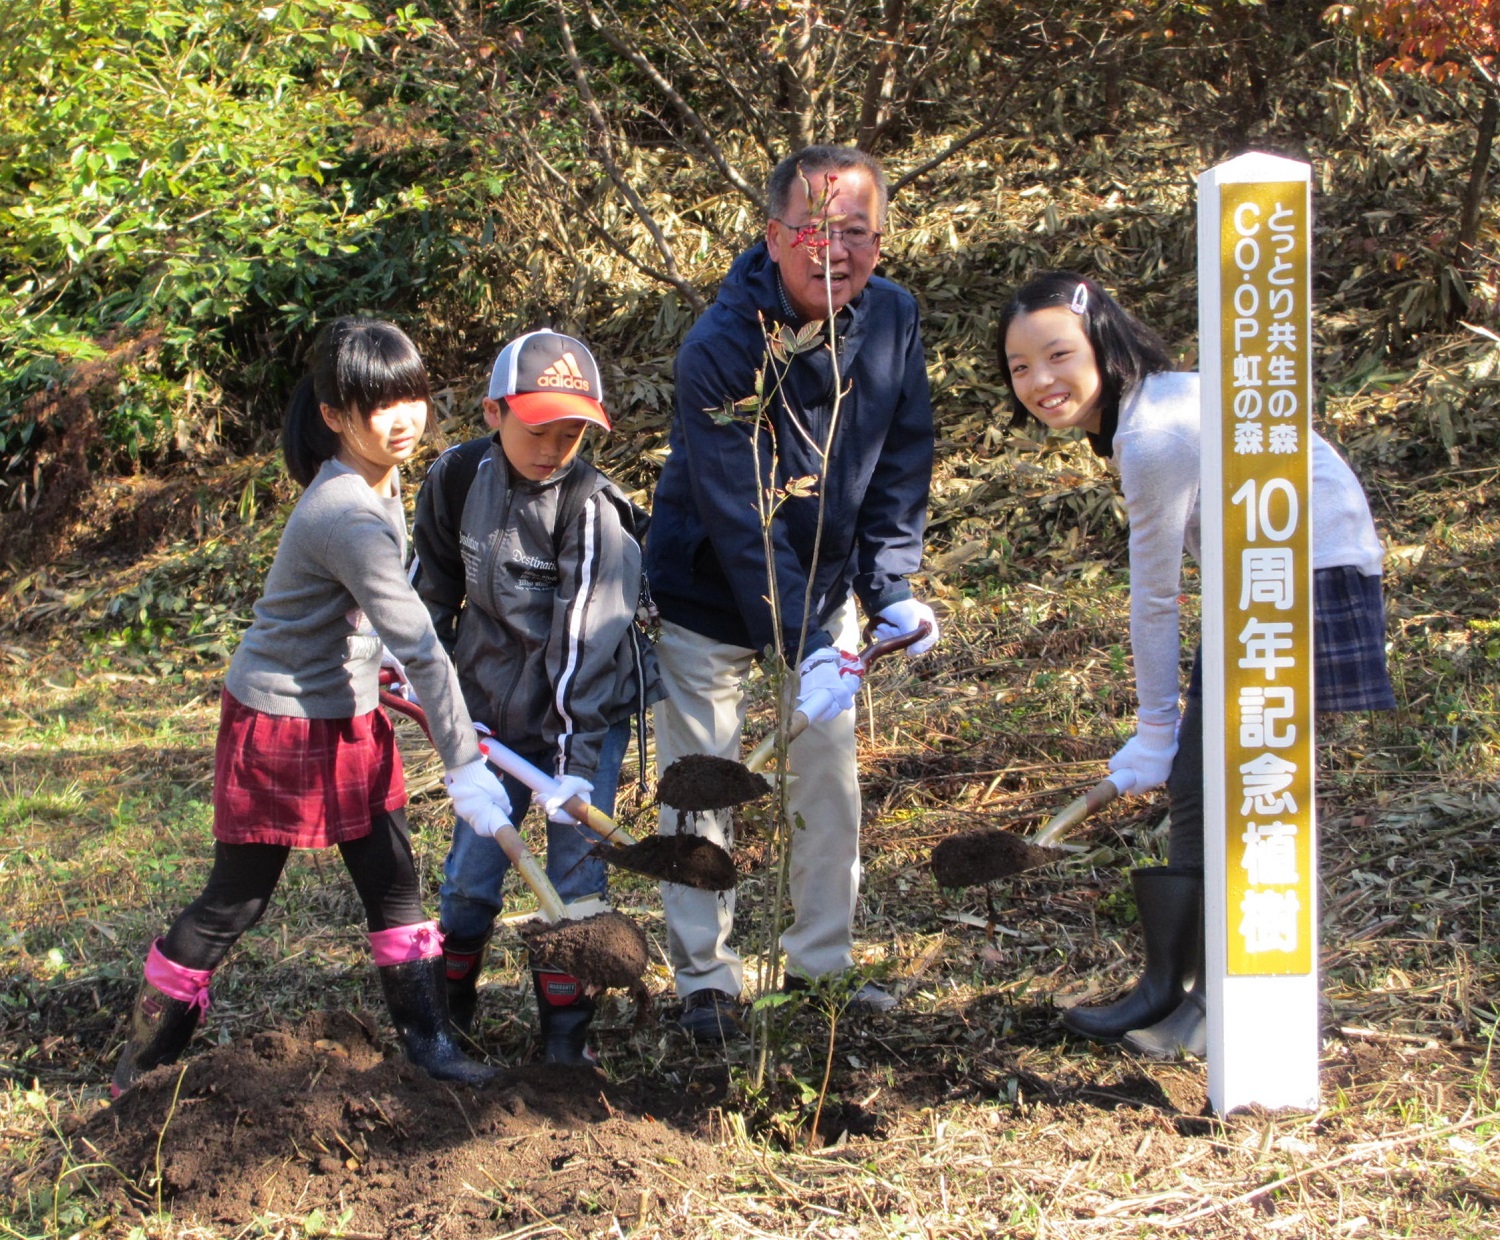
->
<box><xmin>1</xmin><ymin>429</ymin><xmax>1497</xmax><ymax>1237</ymax></box>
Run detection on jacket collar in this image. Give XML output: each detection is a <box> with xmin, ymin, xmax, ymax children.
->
<box><xmin>722</xmin><ymin>241</ymin><xmax>871</xmax><ymax>370</ymax></box>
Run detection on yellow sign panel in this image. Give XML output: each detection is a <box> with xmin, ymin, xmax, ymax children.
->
<box><xmin>1217</xmin><ymin>181</ymin><xmax>1315</xmax><ymax>976</ymax></box>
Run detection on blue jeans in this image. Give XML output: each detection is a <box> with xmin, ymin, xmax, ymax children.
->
<box><xmin>439</xmin><ymin>719</ymin><xmax>631</xmax><ymax>941</ymax></box>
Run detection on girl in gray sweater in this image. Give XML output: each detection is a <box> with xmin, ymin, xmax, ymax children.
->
<box><xmin>113</xmin><ymin>319</ymin><xmax>514</xmax><ymax>1095</ymax></box>
<box><xmin>998</xmin><ymin>272</ymin><xmax>1393</xmax><ymax>1059</ymax></box>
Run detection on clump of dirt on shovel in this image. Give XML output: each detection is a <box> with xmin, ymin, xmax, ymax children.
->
<box><xmin>520</xmin><ymin>912</ymin><xmax>649</xmax><ymax>990</ymax></box>
<box><xmin>656</xmin><ymin>754</ymin><xmax>770</xmax><ymax>811</ymax></box>
<box><xmin>595</xmin><ymin>834</ymin><xmax>737</xmax><ymax>890</ymax></box>
<box><xmin>931</xmin><ymin>829</ymin><xmax>1056</xmax><ymax>890</ymax></box>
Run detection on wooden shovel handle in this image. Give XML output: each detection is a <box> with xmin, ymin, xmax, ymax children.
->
<box><xmin>1032</xmin><ymin>777</ymin><xmax>1125</xmax><ymax>849</ymax></box>
<box><xmin>373</xmin><ymin>684</ymin><xmax>568</xmax><ymax>922</ymax></box>
<box><xmin>744</xmin><ymin>621</ymin><xmax>933</xmax><ymax>772</ymax></box>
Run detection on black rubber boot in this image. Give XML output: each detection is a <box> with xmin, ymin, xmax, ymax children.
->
<box><xmin>441</xmin><ymin>926</ymin><xmax>492</xmax><ymax>1037</ymax></box>
<box><xmin>112</xmin><ymin>982</ymin><xmax>202</xmax><ymax>1097</ymax></box>
<box><xmin>377</xmin><ymin>957</ymin><xmax>497</xmax><ymax>1085</ymax></box>
<box><xmin>532</xmin><ymin>969</ymin><xmax>598</xmax><ymax>1066</ymax></box>
<box><xmin>1061</xmin><ymin>867</ymin><xmax>1202</xmax><ymax>1043</ymax></box>
<box><xmin>1124</xmin><ymin>897</ymin><xmax>1208</xmax><ymax>1059</ymax></box>
<box><xmin>1124</xmin><ymin>979</ymin><xmax>1207</xmax><ymax>1059</ymax></box>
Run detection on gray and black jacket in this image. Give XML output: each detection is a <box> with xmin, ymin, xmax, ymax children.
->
<box><xmin>411</xmin><ymin>440</ymin><xmax>658</xmax><ymax>782</ymax></box>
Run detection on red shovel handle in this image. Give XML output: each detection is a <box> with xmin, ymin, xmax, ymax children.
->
<box><xmin>857</xmin><ymin>618</ymin><xmax>933</xmax><ymax>664</ymax></box>
<box><xmin>378</xmin><ymin>676</ymin><xmax>433</xmax><ymax>740</ymax></box>
<box><xmin>376</xmin><ymin>672</ymin><xmax>637</xmax><ymax>847</ymax></box>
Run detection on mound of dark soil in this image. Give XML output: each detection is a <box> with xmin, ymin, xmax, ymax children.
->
<box><xmin>53</xmin><ymin>1011</ymin><xmax>729</xmax><ymax>1237</ymax></box>
<box><xmin>597</xmin><ymin>834</ymin><xmax>738</xmax><ymax>890</ymax></box>
<box><xmin>518</xmin><ymin>911</ymin><xmax>649</xmax><ymax>990</ymax></box>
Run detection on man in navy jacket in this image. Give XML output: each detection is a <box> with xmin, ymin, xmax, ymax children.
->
<box><xmin>645</xmin><ymin>145</ymin><xmax>941</xmax><ymax>1041</ymax></box>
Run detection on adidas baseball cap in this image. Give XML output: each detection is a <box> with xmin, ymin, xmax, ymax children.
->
<box><xmin>488</xmin><ymin>330</ymin><xmax>610</xmax><ymax>430</ymax></box>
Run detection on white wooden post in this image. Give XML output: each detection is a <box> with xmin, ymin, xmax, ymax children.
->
<box><xmin>1197</xmin><ymin>153</ymin><xmax>1320</xmax><ymax>1114</ymax></box>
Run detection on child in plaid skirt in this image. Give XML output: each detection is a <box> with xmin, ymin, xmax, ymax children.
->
<box><xmin>112</xmin><ymin>319</ymin><xmax>515</xmax><ymax>1095</ymax></box>
<box><xmin>998</xmin><ymin>272</ymin><xmax>1394</xmax><ymax>1059</ymax></box>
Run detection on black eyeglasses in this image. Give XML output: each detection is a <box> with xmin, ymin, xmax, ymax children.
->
<box><xmin>773</xmin><ymin>219</ymin><xmax>882</xmax><ymax>251</ymax></box>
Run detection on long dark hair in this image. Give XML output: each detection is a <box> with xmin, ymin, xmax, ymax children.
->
<box><xmin>995</xmin><ymin>272</ymin><xmax>1172</xmax><ymax>437</ymax></box>
<box><xmin>282</xmin><ymin>318</ymin><xmax>431</xmax><ymax>486</ymax></box>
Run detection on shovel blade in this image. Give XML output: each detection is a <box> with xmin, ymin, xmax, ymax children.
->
<box><xmin>931</xmin><ymin>829</ymin><xmax>1063</xmax><ymax>890</ymax></box>
<box><xmin>590</xmin><ymin>834</ymin><xmax>737</xmax><ymax>891</ymax></box>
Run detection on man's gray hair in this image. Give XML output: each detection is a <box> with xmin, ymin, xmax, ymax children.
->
<box><xmin>767</xmin><ymin>146</ymin><xmax>888</xmax><ymax>224</ymax></box>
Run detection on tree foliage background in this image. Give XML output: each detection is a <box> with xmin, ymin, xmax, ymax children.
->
<box><xmin>1</xmin><ymin>0</ymin><xmax>1496</xmax><ymax>567</ymax></box>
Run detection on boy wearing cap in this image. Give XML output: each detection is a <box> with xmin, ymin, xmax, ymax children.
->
<box><xmin>411</xmin><ymin>330</ymin><xmax>660</xmax><ymax>1066</ymax></box>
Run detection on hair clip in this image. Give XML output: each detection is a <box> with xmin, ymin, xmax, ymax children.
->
<box><xmin>1070</xmin><ymin>283</ymin><xmax>1089</xmax><ymax>315</ymax></box>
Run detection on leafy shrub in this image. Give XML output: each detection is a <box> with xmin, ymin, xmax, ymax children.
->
<box><xmin>0</xmin><ymin>0</ymin><xmax>450</xmax><ymax>504</ymax></box>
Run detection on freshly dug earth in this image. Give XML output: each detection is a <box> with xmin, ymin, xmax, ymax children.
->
<box><xmin>596</xmin><ymin>834</ymin><xmax>738</xmax><ymax>890</ymax></box>
<box><xmin>655</xmin><ymin>754</ymin><xmax>770</xmax><ymax>811</ymax></box>
<box><xmin>931</xmin><ymin>827</ymin><xmax>1061</xmax><ymax>889</ymax></box>
<box><xmin>52</xmin><ymin>1012</ymin><xmax>729</xmax><ymax>1236</ymax></box>
<box><xmin>517</xmin><ymin>911</ymin><xmax>649</xmax><ymax>990</ymax></box>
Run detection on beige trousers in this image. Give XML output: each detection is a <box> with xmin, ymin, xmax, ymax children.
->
<box><xmin>653</xmin><ymin>604</ymin><xmax>863</xmax><ymax>998</ymax></box>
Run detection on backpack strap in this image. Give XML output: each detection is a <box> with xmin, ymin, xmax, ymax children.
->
<box><xmin>442</xmin><ymin>436</ymin><xmax>495</xmax><ymax>524</ymax></box>
<box><xmin>550</xmin><ymin>458</ymin><xmax>603</xmax><ymax>549</ymax></box>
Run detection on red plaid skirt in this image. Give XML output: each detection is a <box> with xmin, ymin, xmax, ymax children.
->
<box><xmin>213</xmin><ymin>691</ymin><xmax>406</xmax><ymax>848</ymax></box>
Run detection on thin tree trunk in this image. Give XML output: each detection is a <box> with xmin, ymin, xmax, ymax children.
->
<box><xmin>1457</xmin><ymin>87</ymin><xmax>1498</xmax><ymax>269</ymax></box>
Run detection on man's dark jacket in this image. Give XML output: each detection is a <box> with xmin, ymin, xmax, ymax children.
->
<box><xmin>645</xmin><ymin>240</ymin><xmax>934</xmax><ymax>660</ymax></box>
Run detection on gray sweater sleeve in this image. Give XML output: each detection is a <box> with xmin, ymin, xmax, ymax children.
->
<box><xmin>1112</xmin><ymin>373</ymin><xmax>1202</xmax><ymax>729</ymax></box>
<box><xmin>226</xmin><ymin>461</ymin><xmax>482</xmax><ymax>771</ymax></box>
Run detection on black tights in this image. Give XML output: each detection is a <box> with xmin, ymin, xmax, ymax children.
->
<box><xmin>1166</xmin><ymin>690</ymin><xmax>1205</xmax><ymax>873</ymax></box>
<box><xmin>161</xmin><ymin>811</ymin><xmax>427</xmax><ymax>971</ymax></box>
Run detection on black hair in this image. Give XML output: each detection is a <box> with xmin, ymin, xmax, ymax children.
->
<box><xmin>282</xmin><ymin>317</ymin><xmax>431</xmax><ymax>487</ymax></box>
<box><xmin>767</xmin><ymin>145</ymin><xmax>889</xmax><ymax>224</ymax></box>
<box><xmin>995</xmin><ymin>271</ymin><xmax>1173</xmax><ymax>454</ymax></box>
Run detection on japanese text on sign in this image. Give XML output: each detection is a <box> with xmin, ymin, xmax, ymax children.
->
<box><xmin>1219</xmin><ymin>182</ymin><xmax>1315</xmax><ymax>976</ymax></box>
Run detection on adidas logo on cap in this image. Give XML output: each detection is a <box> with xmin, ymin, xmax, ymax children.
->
<box><xmin>535</xmin><ymin>352</ymin><xmax>594</xmax><ymax>395</ymax></box>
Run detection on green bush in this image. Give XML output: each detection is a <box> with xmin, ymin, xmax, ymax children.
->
<box><xmin>0</xmin><ymin>0</ymin><xmax>452</xmax><ymax>488</ymax></box>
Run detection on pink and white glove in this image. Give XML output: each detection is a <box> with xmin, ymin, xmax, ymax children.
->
<box><xmin>1107</xmin><ymin>720</ymin><xmax>1179</xmax><ymax>793</ymax></box>
<box><xmin>542</xmin><ymin>775</ymin><xmax>594</xmax><ymax>825</ymax></box>
<box><xmin>872</xmin><ymin>598</ymin><xmax>940</xmax><ymax>655</ymax></box>
<box><xmin>796</xmin><ymin>647</ymin><xmax>864</xmax><ymax>724</ymax></box>
<box><xmin>445</xmin><ymin>758</ymin><xmax>514</xmax><ymax>838</ymax></box>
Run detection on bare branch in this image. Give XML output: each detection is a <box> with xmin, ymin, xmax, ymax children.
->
<box><xmin>549</xmin><ymin>0</ymin><xmax>704</xmax><ymax>310</ymax></box>
<box><xmin>517</xmin><ymin>131</ymin><xmax>708</xmax><ymax>313</ymax></box>
<box><xmin>578</xmin><ymin>0</ymin><xmax>765</xmax><ymax>214</ymax></box>
<box><xmin>855</xmin><ymin>0</ymin><xmax>906</xmax><ymax>152</ymax></box>
<box><xmin>888</xmin><ymin>52</ymin><xmax>1045</xmax><ymax>198</ymax></box>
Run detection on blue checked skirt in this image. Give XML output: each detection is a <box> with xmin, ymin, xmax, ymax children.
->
<box><xmin>1189</xmin><ymin>567</ymin><xmax>1395</xmax><ymax>713</ymax></box>
<box><xmin>1312</xmin><ymin>566</ymin><xmax>1396</xmax><ymax>712</ymax></box>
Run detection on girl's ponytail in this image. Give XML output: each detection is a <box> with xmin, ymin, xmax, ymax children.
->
<box><xmin>282</xmin><ymin>372</ymin><xmax>341</xmax><ymax>488</ymax></box>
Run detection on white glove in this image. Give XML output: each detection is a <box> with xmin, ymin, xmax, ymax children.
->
<box><xmin>445</xmin><ymin>758</ymin><xmax>514</xmax><ymax>838</ymax></box>
<box><xmin>380</xmin><ymin>646</ymin><xmax>418</xmax><ymax>704</ymax></box>
<box><xmin>542</xmin><ymin>775</ymin><xmax>594</xmax><ymax>825</ymax></box>
<box><xmin>1107</xmin><ymin>720</ymin><xmax>1179</xmax><ymax>793</ymax></box>
<box><xmin>872</xmin><ymin>598</ymin><xmax>939</xmax><ymax>655</ymax></box>
<box><xmin>796</xmin><ymin>647</ymin><xmax>863</xmax><ymax>725</ymax></box>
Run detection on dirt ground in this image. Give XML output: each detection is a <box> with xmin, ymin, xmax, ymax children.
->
<box><xmin>53</xmin><ymin>1011</ymin><xmax>731</xmax><ymax>1237</ymax></box>
<box><xmin>15</xmin><ymin>934</ymin><xmax>1497</xmax><ymax>1238</ymax></box>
